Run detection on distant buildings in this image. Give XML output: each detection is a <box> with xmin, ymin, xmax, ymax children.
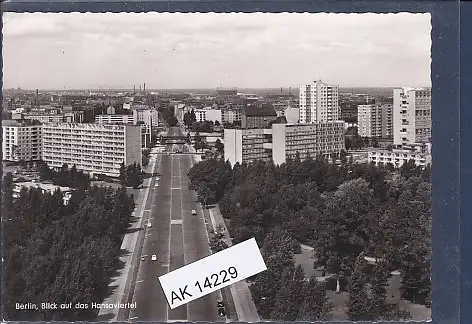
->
<box><xmin>17</xmin><ymin>111</ymin><xmax>84</xmax><ymax>123</ymax></box>
<box><xmin>41</xmin><ymin>123</ymin><xmax>142</xmax><ymax>177</ymax></box>
<box><xmin>216</xmin><ymin>87</ymin><xmax>238</xmax><ymax>96</ymax></box>
<box><xmin>241</xmin><ymin>104</ymin><xmax>277</xmax><ymax>129</ymax></box>
<box><xmin>224</xmin><ymin>121</ymin><xmax>345</xmax><ymax>167</ymax></box>
<box><xmin>299</xmin><ymin>80</ymin><xmax>340</xmax><ymax>123</ymax></box>
<box><xmin>357</xmin><ymin>104</ymin><xmax>393</xmax><ymax>138</ymax></box>
<box><xmin>393</xmin><ymin>87</ymin><xmax>431</xmax><ymax>146</ymax></box>
<box><xmin>194</xmin><ymin>108</ymin><xmax>222</xmax><ymax>123</ymax></box>
<box><xmin>2</xmin><ymin>120</ymin><xmax>42</xmax><ymax>162</ymax></box>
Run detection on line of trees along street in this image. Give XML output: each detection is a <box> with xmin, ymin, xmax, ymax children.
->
<box><xmin>158</xmin><ymin>107</ymin><xmax>178</xmax><ymax>126</ymax></box>
<box><xmin>2</xmin><ymin>172</ymin><xmax>135</xmax><ymax>321</ymax></box>
<box><xmin>188</xmin><ymin>154</ymin><xmax>431</xmax><ymax>320</ymax></box>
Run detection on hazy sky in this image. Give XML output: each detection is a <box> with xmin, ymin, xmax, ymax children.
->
<box><xmin>3</xmin><ymin>12</ymin><xmax>431</xmax><ymax>90</ymax></box>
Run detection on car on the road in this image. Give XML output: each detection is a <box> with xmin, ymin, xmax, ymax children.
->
<box><xmin>147</xmin><ymin>222</ymin><xmax>152</xmax><ymax>228</ymax></box>
<box><xmin>191</xmin><ymin>209</ymin><xmax>197</xmax><ymax>215</ymax></box>
<box><xmin>217</xmin><ymin>301</ymin><xmax>224</xmax><ymax>308</ymax></box>
<box><xmin>217</xmin><ymin>307</ymin><xmax>226</xmax><ymax>318</ymax></box>
<box><xmin>141</xmin><ymin>256</ymin><xmax>146</xmax><ymax>261</ymax></box>
<box><xmin>156</xmin><ymin>177</ymin><xmax>160</xmax><ymax>181</ymax></box>
<box><xmin>155</xmin><ymin>183</ymin><xmax>159</xmax><ymax>187</ymax></box>
<box><xmin>151</xmin><ymin>254</ymin><xmax>157</xmax><ymax>261</ymax></box>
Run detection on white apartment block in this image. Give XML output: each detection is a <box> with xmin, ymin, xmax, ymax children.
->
<box><xmin>358</xmin><ymin>105</ymin><xmax>383</xmax><ymax>137</ymax></box>
<box><xmin>95</xmin><ymin>114</ymin><xmax>135</xmax><ymax>124</ymax></box>
<box><xmin>221</xmin><ymin>110</ymin><xmax>242</xmax><ymax>124</ymax></box>
<box><xmin>42</xmin><ymin>123</ymin><xmax>142</xmax><ymax>177</ymax></box>
<box><xmin>393</xmin><ymin>87</ymin><xmax>431</xmax><ymax>146</ymax></box>
<box><xmin>194</xmin><ymin>108</ymin><xmax>222</xmax><ymax>123</ymax></box>
<box><xmin>133</xmin><ymin>109</ymin><xmax>159</xmax><ymax>127</ymax></box>
<box><xmin>299</xmin><ymin>80</ymin><xmax>340</xmax><ymax>124</ymax></box>
<box><xmin>2</xmin><ymin>120</ymin><xmax>42</xmax><ymax>162</ymax></box>
<box><xmin>224</xmin><ymin>121</ymin><xmax>345</xmax><ymax>167</ymax></box>
<box><xmin>368</xmin><ymin>148</ymin><xmax>431</xmax><ymax>169</ymax></box>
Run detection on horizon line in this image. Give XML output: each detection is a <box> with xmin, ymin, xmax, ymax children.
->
<box><xmin>4</xmin><ymin>85</ymin><xmax>432</xmax><ymax>92</ymax></box>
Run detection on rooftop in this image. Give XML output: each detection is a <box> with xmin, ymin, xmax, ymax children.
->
<box><xmin>244</xmin><ymin>103</ymin><xmax>277</xmax><ymax>117</ymax></box>
<box><xmin>14</xmin><ymin>181</ymin><xmax>73</xmax><ymax>193</ymax></box>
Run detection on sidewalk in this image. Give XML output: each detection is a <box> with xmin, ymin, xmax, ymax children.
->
<box><xmin>209</xmin><ymin>206</ymin><xmax>261</xmax><ymax>323</ymax></box>
<box><xmin>96</xmin><ymin>154</ymin><xmax>159</xmax><ymax>322</ymax></box>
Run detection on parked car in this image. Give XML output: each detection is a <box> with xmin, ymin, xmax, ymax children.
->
<box><xmin>151</xmin><ymin>254</ymin><xmax>157</xmax><ymax>261</ymax></box>
<box><xmin>191</xmin><ymin>209</ymin><xmax>197</xmax><ymax>215</ymax></box>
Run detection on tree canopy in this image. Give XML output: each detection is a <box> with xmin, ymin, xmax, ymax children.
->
<box><xmin>3</xmin><ymin>177</ymin><xmax>135</xmax><ymax>321</ymax></box>
<box><xmin>188</xmin><ymin>153</ymin><xmax>431</xmax><ymax>320</ymax></box>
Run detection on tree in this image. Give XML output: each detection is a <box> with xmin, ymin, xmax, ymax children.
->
<box><xmin>2</xmin><ymin>172</ymin><xmax>14</xmax><ymax>219</ymax></box>
<box><xmin>209</xmin><ymin>225</ymin><xmax>228</xmax><ymax>252</ymax></box>
<box><xmin>369</xmin><ymin>261</ymin><xmax>390</xmax><ymax>318</ymax></box>
<box><xmin>215</xmin><ymin>139</ymin><xmax>224</xmax><ymax>153</ymax></box>
<box><xmin>142</xmin><ymin>149</ymin><xmax>150</xmax><ymax>167</ymax></box>
<box><xmin>197</xmin><ymin>183</ymin><xmax>215</xmax><ymax>207</ymax></box>
<box><xmin>298</xmin><ymin>275</ymin><xmax>332</xmax><ymax>321</ymax></box>
<box><xmin>347</xmin><ymin>253</ymin><xmax>370</xmax><ymax>321</ymax></box>
<box><xmin>400</xmin><ymin>159</ymin><xmax>422</xmax><ymax>179</ymax></box>
<box><xmin>270</xmin><ymin>265</ymin><xmax>305</xmax><ymax>321</ymax></box>
<box><xmin>119</xmin><ymin>162</ymin><xmax>126</xmax><ymax>185</ymax></box>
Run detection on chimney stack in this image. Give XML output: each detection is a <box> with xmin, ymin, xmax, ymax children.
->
<box><xmin>36</xmin><ymin>89</ymin><xmax>39</xmax><ymax>108</ymax></box>
<box><xmin>144</xmin><ymin>82</ymin><xmax>146</xmax><ymax>93</ymax></box>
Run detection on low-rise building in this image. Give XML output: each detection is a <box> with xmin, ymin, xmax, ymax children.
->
<box><xmin>224</xmin><ymin>121</ymin><xmax>345</xmax><ymax>166</ymax></box>
<box><xmin>42</xmin><ymin>122</ymin><xmax>142</xmax><ymax>177</ymax></box>
<box><xmin>367</xmin><ymin>147</ymin><xmax>431</xmax><ymax>168</ymax></box>
<box><xmin>2</xmin><ymin>119</ymin><xmax>42</xmax><ymax>162</ymax></box>
<box><xmin>13</xmin><ymin>181</ymin><xmax>74</xmax><ymax>205</ymax></box>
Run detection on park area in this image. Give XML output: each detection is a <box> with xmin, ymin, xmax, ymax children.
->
<box><xmin>294</xmin><ymin>244</ymin><xmax>431</xmax><ymax>321</ymax></box>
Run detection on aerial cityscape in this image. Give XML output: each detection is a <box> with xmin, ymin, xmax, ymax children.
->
<box><xmin>2</xmin><ymin>12</ymin><xmax>432</xmax><ymax>322</ymax></box>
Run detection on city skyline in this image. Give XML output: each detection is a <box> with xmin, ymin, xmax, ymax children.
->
<box><xmin>3</xmin><ymin>12</ymin><xmax>431</xmax><ymax>90</ymax></box>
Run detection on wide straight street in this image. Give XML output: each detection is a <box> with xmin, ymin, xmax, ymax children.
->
<box><xmin>128</xmin><ymin>127</ymin><xmax>218</xmax><ymax>322</ymax></box>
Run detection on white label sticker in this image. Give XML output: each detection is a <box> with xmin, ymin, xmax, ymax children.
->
<box><xmin>158</xmin><ymin>238</ymin><xmax>267</xmax><ymax>309</ymax></box>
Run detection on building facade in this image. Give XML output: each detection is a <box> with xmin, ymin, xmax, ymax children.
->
<box><xmin>95</xmin><ymin>114</ymin><xmax>135</xmax><ymax>125</ymax></box>
<box><xmin>241</xmin><ymin>104</ymin><xmax>277</xmax><ymax>129</ymax></box>
<box><xmin>299</xmin><ymin>80</ymin><xmax>340</xmax><ymax>124</ymax></box>
<box><xmin>393</xmin><ymin>87</ymin><xmax>432</xmax><ymax>146</ymax></box>
<box><xmin>2</xmin><ymin>120</ymin><xmax>42</xmax><ymax>162</ymax></box>
<box><xmin>221</xmin><ymin>110</ymin><xmax>242</xmax><ymax>124</ymax></box>
<box><xmin>194</xmin><ymin>108</ymin><xmax>222</xmax><ymax>123</ymax></box>
<box><xmin>357</xmin><ymin>104</ymin><xmax>393</xmax><ymax>138</ymax></box>
<box><xmin>368</xmin><ymin>148</ymin><xmax>431</xmax><ymax>169</ymax></box>
<box><xmin>42</xmin><ymin>123</ymin><xmax>142</xmax><ymax>177</ymax></box>
<box><xmin>224</xmin><ymin>121</ymin><xmax>345</xmax><ymax>166</ymax></box>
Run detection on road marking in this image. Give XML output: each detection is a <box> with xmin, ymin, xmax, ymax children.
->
<box><xmin>129</xmin><ymin>316</ymin><xmax>139</xmax><ymax>321</ymax></box>
<box><xmin>171</xmin><ymin>187</ymin><xmax>181</xmax><ymax>190</ymax></box>
<box><xmin>171</xmin><ymin>219</ymin><xmax>183</xmax><ymax>225</ymax></box>
<box><xmin>135</xmin><ymin>280</ymin><xmax>144</xmax><ymax>284</ymax></box>
<box><xmin>167</xmin><ymin>320</ymin><xmax>187</xmax><ymax>323</ymax></box>
<box><xmin>144</xmin><ymin>209</ymin><xmax>151</xmax><ymax>212</ymax></box>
